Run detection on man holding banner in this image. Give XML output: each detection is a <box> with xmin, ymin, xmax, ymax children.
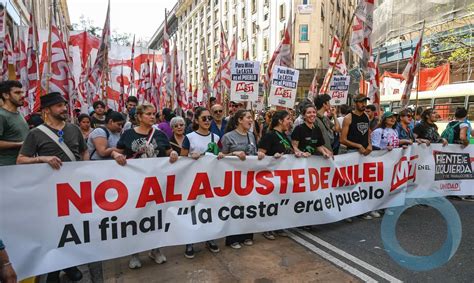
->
<box><xmin>16</xmin><ymin>92</ymin><xmax>87</xmax><ymax>282</ymax></box>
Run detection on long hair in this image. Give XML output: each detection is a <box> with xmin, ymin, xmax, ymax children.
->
<box><xmin>270</xmin><ymin>110</ymin><xmax>289</xmax><ymax>130</ymax></box>
<box><xmin>225</xmin><ymin>109</ymin><xmax>249</xmax><ymax>133</ymax></box>
<box><xmin>421</xmin><ymin>108</ymin><xmax>438</xmax><ymax>129</ymax></box>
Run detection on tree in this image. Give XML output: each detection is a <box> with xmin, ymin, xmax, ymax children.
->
<box><xmin>72</xmin><ymin>15</ymin><xmax>133</xmax><ymax>46</ymax></box>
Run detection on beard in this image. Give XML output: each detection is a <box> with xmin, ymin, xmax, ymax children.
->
<box><xmin>11</xmin><ymin>97</ymin><xmax>24</xmax><ymax>107</ymax></box>
<box><xmin>51</xmin><ymin>112</ymin><xmax>68</xmax><ymax>121</ymax></box>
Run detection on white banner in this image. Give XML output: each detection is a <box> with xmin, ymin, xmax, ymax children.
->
<box><xmin>329</xmin><ymin>75</ymin><xmax>350</xmax><ymax>106</ymax></box>
<box><xmin>268</xmin><ymin>66</ymin><xmax>299</xmax><ymax>108</ymax></box>
<box><xmin>1</xmin><ymin>145</ymin><xmax>473</xmax><ymax>279</ymax></box>
<box><xmin>230</xmin><ymin>60</ymin><xmax>260</xmax><ymax>102</ymax></box>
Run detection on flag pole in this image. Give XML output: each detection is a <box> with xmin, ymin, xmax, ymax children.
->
<box><xmin>322</xmin><ymin>11</ymin><xmax>357</xmax><ymax>95</ymax></box>
<box><xmin>45</xmin><ymin>4</ymin><xmax>53</xmax><ymax>95</ymax></box>
<box><xmin>415</xmin><ymin>21</ymin><xmax>425</xmax><ymax>110</ymax></box>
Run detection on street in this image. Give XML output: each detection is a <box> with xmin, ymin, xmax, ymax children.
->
<box><xmin>289</xmin><ymin>199</ymin><xmax>473</xmax><ymax>282</ymax></box>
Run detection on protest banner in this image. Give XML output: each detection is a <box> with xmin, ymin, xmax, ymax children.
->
<box><xmin>230</xmin><ymin>60</ymin><xmax>260</xmax><ymax>102</ymax></box>
<box><xmin>1</xmin><ymin>144</ymin><xmax>473</xmax><ymax>279</ymax></box>
<box><xmin>268</xmin><ymin>66</ymin><xmax>299</xmax><ymax>108</ymax></box>
<box><xmin>329</xmin><ymin>75</ymin><xmax>350</xmax><ymax>105</ymax></box>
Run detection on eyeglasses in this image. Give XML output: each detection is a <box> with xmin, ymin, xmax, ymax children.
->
<box><xmin>213</xmin><ymin>109</ymin><xmax>223</xmax><ymax>114</ymax></box>
<box><xmin>58</xmin><ymin>130</ymin><xmax>64</xmax><ymax>143</ymax></box>
<box><xmin>174</xmin><ymin>123</ymin><xmax>185</xmax><ymax>128</ymax></box>
<box><xmin>201</xmin><ymin>116</ymin><xmax>213</xmax><ymax>122</ymax></box>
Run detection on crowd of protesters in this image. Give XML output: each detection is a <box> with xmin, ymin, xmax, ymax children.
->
<box><xmin>0</xmin><ymin>79</ymin><xmax>472</xmax><ymax>282</ymax></box>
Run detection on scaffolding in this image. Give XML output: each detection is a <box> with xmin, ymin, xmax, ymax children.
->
<box><xmin>372</xmin><ymin>0</ymin><xmax>473</xmax><ymax>47</ymax></box>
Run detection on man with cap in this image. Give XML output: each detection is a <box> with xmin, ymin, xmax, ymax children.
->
<box><xmin>340</xmin><ymin>94</ymin><xmax>373</xmax><ymax>221</ymax></box>
<box><xmin>0</xmin><ymin>80</ymin><xmax>29</xmax><ymax>166</ymax></box>
<box><xmin>17</xmin><ymin>92</ymin><xmax>88</xmax><ymax>282</ymax></box>
<box><xmin>340</xmin><ymin>94</ymin><xmax>372</xmax><ymax>156</ymax></box>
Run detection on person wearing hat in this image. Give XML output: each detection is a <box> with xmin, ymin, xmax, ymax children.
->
<box><xmin>0</xmin><ymin>80</ymin><xmax>29</xmax><ymax>166</ymax></box>
<box><xmin>371</xmin><ymin>111</ymin><xmax>400</xmax><ymax>151</ymax></box>
<box><xmin>17</xmin><ymin>92</ymin><xmax>88</xmax><ymax>282</ymax></box>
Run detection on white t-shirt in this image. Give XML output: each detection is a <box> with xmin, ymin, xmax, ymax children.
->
<box><xmin>371</xmin><ymin>128</ymin><xmax>399</xmax><ymax>149</ymax></box>
<box><xmin>183</xmin><ymin>131</ymin><xmax>220</xmax><ymax>155</ymax></box>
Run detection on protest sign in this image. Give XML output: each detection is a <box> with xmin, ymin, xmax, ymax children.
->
<box><xmin>268</xmin><ymin>66</ymin><xmax>299</xmax><ymax>108</ymax></box>
<box><xmin>230</xmin><ymin>60</ymin><xmax>260</xmax><ymax>102</ymax></box>
<box><xmin>1</xmin><ymin>144</ymin><xmax>473</xmax><ymax>279</ymax></box>
<box><xmin>329</xmin><ymin>75</ymin><xmax>350</xmax><ymax>105</ymax></box>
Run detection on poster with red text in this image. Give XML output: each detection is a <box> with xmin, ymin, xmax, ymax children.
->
<box><xmin>268</xmin><ymin>66</ymin><xmax>299</xmax><ymax>108</ymax></box>
<box><xmin>230</xmin><ymin>60</ymin><xmax>260</xmax><ymax>102</ymax></box>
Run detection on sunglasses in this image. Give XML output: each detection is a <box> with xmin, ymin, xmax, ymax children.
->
<box><xmin>173</xmin><ymin>123</ymin><xmax>185</xmax><ymax>128</ymax></box>
<box><xmin>213</xmin><ymin>109</ymin><xmax>223</xmax><ymax>114</ymax></box>
<box><xmin>201</xmin><ymin>116</ymin><xmax>213</xmax><ymax>122</ymax></box>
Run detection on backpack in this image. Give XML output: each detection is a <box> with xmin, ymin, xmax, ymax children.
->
<box><xmin>90</xmin><ymin>127</ymin><xmax>110</xmax><ymax>159</ymax></box>
<box><xmin>441</xmin><ymin>121</ymin><xmax>461</xmax><ymax>144</ymax></box>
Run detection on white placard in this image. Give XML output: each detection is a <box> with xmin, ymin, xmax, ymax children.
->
<box><xmin>230</xmin><ymin>60</ymin><xmax>260</xmax><ymax>102</ymax></box>
<box><xmin>329</xmin><ymin>75</ymin><xmax>350</xmax><ymax>106</ymax></box>
<box><xmin>268</xmin><ymin>66</ymin><xmax>299</xmax><ymax>108</ymax></box>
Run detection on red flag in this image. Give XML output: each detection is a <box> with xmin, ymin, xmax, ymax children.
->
<box><xmin>308</xmin><ymin>71</ymin><xmax>318</xmax><ymax>98</ymax></box>
<box><xmin>350</xmin><ymin>0</ymin><xmax>374</xmax><ymax>75</ymax></box>
<box><xmin>265</xmin><ymin>12</ymin><xmax>293</xmax><ymax>89</ymax></box>
<box><xmin>88</xmin><ymin>0</ymin><xmax>111</xmax><ymax>101</ymax></box>
<box><xmin>212</xmin><ymin>23</ymin><xmax>232</xmax><ymax>103</ymax></box>
<box><xmin>368</xmin><ymin>52</ymin><xmax>380</xmax><ymax>113</ymax></box>
<box><xmin>128</xmin><ymin>34</ymin><xmax>136</xmax><ymax>95</ymax></box>
<box><xmin>319</xmin><ymin>36</ymin><xmax>348</xmax><ymax>95</ymax></box>
<box><xmin>1</xmin><ymin>31</ymin><xmax>12</xmax><ymax>80</ymax></box>
<box><xmin>26</xmin><ymin>12</ymin><xmax>40</xmax><ymax>112</ymax></box>
<box><xmin>401</xmin><ymin>25</ymin><xmax>424</xmax><ymax>108</ymax></box>
<box><xmin>119</xmin><ymin>59</ymin><xmax>125</xmax><ymax>112</ymax></box>
<box><xmin>41</xmin><ymin>15</ymin><xmax>77</xmax><ymax>116</ymax></box>
<box><xmin>186</xmin><ymin>83</ymin><xmax>193</xmax><ymax>110</ymax></box>
<box><xmin>163</xmin><ymin>10</ymin><xmax>173</xmax><ymax>108</ymax></box>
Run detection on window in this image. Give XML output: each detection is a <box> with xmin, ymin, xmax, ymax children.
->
<box><xmin>263</xmin><ymin>37</ymin><xmax>269</xmax><ymax>52</ymax></box>
<box><xmin>302</xmin><ymin>0</ymin><xmax>309</xmax><ymax>4</ymax></box>
<box><xmin>279</xmin><ymin>4</ymin><xmax>286</xmax><ymax>21</ymax></box>
<box><xmin>434</xmin><ymin>97</ymin><xmax>466</xmax><ymax>121</ymax></box>
<box><xmin>298</xmin><ymin>53</ymin><xmax>309</xmax><ymax>69</ymax></box>
<box><xmin>252</xmin><ymin>43</ymin><xmax>257</xmax><ymax>57</ymax></box>
<box><xmin>264</xmin><ymin>12</ymin><xmax>269</xmax><ymax>21</ymax></box>
<box><xmin>300</xmin><ymin>25</ymin><xmax>309</xmax><ymax>41</ymax></box>
<box><xmin>252</xmin><ymin>22</ymin><xmax>258</xmax><ymax>34</ymax></box>
<box><xmin>251</xmin><ymin>0</ymin><xmax>257</xmax><ymax>13</ymax></box>
<box><xmin>233</xmin><ymin>15</ymin><xmax>237</xmax><ymax>27</ymax></box>
<box><xmin>280</xmin><ymin>29</ymin><xmax>285</xmax><ymax>39</ymax></box>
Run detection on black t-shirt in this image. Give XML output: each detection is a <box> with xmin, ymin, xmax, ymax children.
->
<box><xmin>20</xmin><ymin>123</ymin><xmax>87</xmax><ymax>162</ymax></box>
<box><xmin>91</xmin><ymin>115</ymin><xmax>106</xmax><ymax>128</ymax></box>
<box><xmin>169</xmin><ymin>135</ymin><xmax>182</xmax><ymax>155</ymax></box>
<box><xmin>258</xmin><ymin>130</ymin><xmax>293</xmax><ymax>156</ymax></box>
<box><xmin>117</xmin><ymin>128</ymin><xmax>171</xmax><ymax>159</ymax></box>
<box><xmin>348</xmin><ymin>112</ymin><xmax>370</xmax><ymax>149</ymax></box>
<box><xmin>413</xmin><ymin>121</ymin><xmax>442</xmax><ymax>143</ymax></box>
<box><xmin>291</xmin><ymin>123</ymin><xmax>325</xmax><ymax>155</ymax></box>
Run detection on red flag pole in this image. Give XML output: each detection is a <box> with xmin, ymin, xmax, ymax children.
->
<box><xmin>415</xmin><ymin>21</ymin><xmax>426</xmax><ymax>110</ymax></box>
<box><xmin>45</xmin><ymin>4</ymin><xmax>53</xmax><ymax>95</ymax></box>
<box><xmin>321</xmin><ymin>11</ymin><xmax>356</xmax><ymax>95</ymax></box>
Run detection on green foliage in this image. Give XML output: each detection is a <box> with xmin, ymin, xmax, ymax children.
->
<box><xmin>72</xmin><ymin>15</ymin><xmax>133</xmax><ymax>46</ymax></box>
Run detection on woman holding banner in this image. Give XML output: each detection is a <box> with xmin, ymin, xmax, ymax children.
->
<box><xmin>169</xmin><ymin>116</ymin><xmax>186</xmax><ymax>155</ymax></box>
<box><xmin>257</xmin><ymin>110</ymin><xmax>294</xmax><ymax>240</ymax></box>
<box><xmin>111</xmin><ymin>103</ymin><xmax>179</xmax><ymax>269</ymax></box>
<box><xmin>220</xmin><ymin>109</ymin><xmax>259</xmax><ymax>249</ymax></box>
<box><xmin>291</xmin><ymin>104</ymin><xmax>333</xmax><ymax>159</ymax></box>
<box><xmin>180</xmin><ymin>106</ymin><xmax>221</xmax><ymax>258</ymax></box>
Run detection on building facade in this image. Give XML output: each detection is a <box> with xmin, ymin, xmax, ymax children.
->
<box><xmin>148</xmin><ymin>0</ymin><xmax>357</xmax><ymax>101</ymax></box>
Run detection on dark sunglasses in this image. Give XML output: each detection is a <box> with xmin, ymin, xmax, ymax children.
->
<box><xmin>201</xmin><ymin>116</ymin><xmax>213</xmax><ymax>122</ymax></box>
<box><xmin>213</xmin><ymin>109</ymin><xmax>223</xmax><ymax>114</ymax></box>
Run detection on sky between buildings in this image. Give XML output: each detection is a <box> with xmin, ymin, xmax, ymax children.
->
<box><xmin>67</xmin><ymin>0</ymin><xmax>176</xmax><ymax>44</ymax></box>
